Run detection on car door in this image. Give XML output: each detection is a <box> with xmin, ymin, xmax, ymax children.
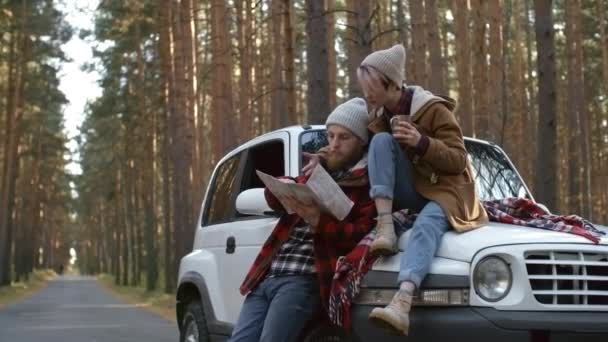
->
<box><xmin>199</xmin><ymin>131</ymin><xmax>290</xmax><ymax>324</ymax></box>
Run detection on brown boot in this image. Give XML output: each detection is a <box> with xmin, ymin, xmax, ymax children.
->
<box><xmin>369</xmin><ymin>213</ymin><xmax>397</xmax><ymax>256</ymax></box>
<box><xmin>368</xmin><ymin>290</ymin><xmax>412</xmax><ymax>336</ymax></box>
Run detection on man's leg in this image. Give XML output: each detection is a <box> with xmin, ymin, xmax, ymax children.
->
<box><xmin>259</xmin><ymin>275</ymin><xmax>320</xmax><ymax>342</ymax></box>
<box><xmin>229</xmin><ymin>281</ymin><xmax>270</xmax><ymax>342</ymax></box>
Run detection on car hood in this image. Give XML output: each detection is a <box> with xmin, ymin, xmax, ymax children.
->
<box><xmin>398</xmin><ymin>222</ymin><xmax>608</xmax><ymax>263</ymax></box>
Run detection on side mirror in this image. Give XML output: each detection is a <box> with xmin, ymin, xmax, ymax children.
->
<box><xmin>236</xmin><ymin>188</ymin><xmax>274</xmax><ymax>216</ymax></box>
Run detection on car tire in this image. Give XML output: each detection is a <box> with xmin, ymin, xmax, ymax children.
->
<box><xmin>180</xmin><ymin>301</ymin><xmax>211</xmax><ymax>342</ymax></box>
<box><xmin>301</xmin><ymin>324</ymin><xmax>359</xmax><ymax>342</ymax></box>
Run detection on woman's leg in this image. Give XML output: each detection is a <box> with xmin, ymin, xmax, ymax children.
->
<box><xmin>368</xmin><ymin>132</ymin><xmax>427</xmax><ymax>255</ymax></box>
<box><xmin>398</xmin><ymin>201</ymin><xmax>450</xmax><ymax>286</ymax></box>
<box><xmin>369</xmin><ymin>201</ymin><xmax>449</xmax><ymax>336</ymax></box>
<box><xmin>368</xmin><ymin>132</ymin><xmax>426</xmax><ymax>211</ymax></box>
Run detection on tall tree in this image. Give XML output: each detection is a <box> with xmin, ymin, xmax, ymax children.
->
<box><xmin>572</xmin><ymin>0</ymin><xmax>591</xmax><ymax>218</ymax></box>
<box><xmin>471</xmin><ymin>0</ymin><xmax>489</xmax><ymax>140</ymax></box>
<box><xmin>451</xmin><ymin>0</ymin><xmax>473</xmax><ymax>136</ymax></box>
<box><xmin>425</xmin><ymin>0</ymin><xmax>445</xmax><ymax>94</ymax></box>
<box><xmin>345</xmin><ymin>0</ymin><xmax>372</xmax><ymax>97</ymax></box>
<box><xmin>409</xmin><ymin>0</ymin><xmax>427</xmax><ymax>87</ymax></box>
<box><xmin>271</xmin><ymin>0</ymin><xmax>287</xmax><ymax>129</ymax></box>
<box><xmin>210</xmin><ymin>0</ymin><xmax>236</xmax><ymax>157</ymax></box>
<box><xmin>488</xmin><ymin>0</ymin><xmax>504</xmax><ymax>142</ymax></box>
<box><xmin>306</xmin><ymin>0</ymin><xmax>330</xmax><ymax>123</ymax></box>
<box><xmin>283</xmin><ymin>0</ymin><xmax>297</xmax><ymax>124</ymax></box>
<box><xmin>533</xmin><ymin>0</ymin><xmax>558</xmax><ymax>211</ymax></box>
<box><xmin>326</xmin><ymin>0</ymin><xmax>337</xmax><ymax>108</ymax></box>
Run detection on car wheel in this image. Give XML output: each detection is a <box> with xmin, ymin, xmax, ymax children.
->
<box><xmin>302</xmin><ymin>324</ymin><xmax>359</xmax><ymax>342</ymax></box>
<box><xmin>180</xmin><ymin>301</ymin><xmax>210</xmax><ymax>342</ymax></box>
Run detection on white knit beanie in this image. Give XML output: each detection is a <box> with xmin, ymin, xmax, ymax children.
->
<box><xmin>325</xmin><ymin>97</ymin><xmax>370</xmax><ymax>144</ymax></box>
<box><xmin>360</xmin><ymin>44</ymin><xmax>406</xmax><ymax>87</ymax></box>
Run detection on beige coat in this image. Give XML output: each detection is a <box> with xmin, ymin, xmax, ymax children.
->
<box><xmin>367</xmin><ymin>86</ymin><xmax>488</xmax><ymax>232</ymax></box>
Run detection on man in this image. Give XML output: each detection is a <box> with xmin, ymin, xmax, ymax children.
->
<box><xmin>229</xmin><ymin>98</ymin><xmax>376</xmax><ymax>342</ymax></box>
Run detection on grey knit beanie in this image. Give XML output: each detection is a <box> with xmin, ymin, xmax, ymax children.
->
<box><xmin>325</xmin><ymin>97</ymin><xmax>370</xmax><ymax>144</ymax></box>
<box><xmin>360</xmin><ymin>44</ymin><xmax>406</xmax><ymax>87</ymax></box>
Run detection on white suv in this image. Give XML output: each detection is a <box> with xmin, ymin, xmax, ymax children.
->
<box><xmin>176</xmin><ymin>125</ymin><xmax>608</xmax><ymax>342</ymax></box>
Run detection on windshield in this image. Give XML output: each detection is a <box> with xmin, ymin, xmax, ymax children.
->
<box><xmin>299</xmin><ymin>129</ymin><xmax>531</xmax><ymax>201</ymax></box>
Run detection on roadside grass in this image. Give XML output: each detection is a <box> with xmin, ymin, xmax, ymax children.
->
<box><xmin>97</xmin><ymin>273</ymin><xmax>175</xmax><ymax>322</ymax></box>
<box><xmin>0</xmin><ymin>269</ymin><xmax>56</xmax><ymax>308</ymax></box>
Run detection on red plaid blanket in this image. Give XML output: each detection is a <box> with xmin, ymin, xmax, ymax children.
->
<box><xmin>328</xmin><ymin>197</ymin><xmax>605</xmax><ymax>329</ymax></box>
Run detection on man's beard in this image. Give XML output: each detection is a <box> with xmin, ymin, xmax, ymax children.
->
<box><xmin>325</xmin><ymin>147</ymin><xmax>363</xmax><ymax>172</ymax></box>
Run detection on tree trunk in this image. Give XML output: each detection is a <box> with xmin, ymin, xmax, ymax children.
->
<box><xmin>0</xmin><ymin>1</ymin><xmax>27</xmax><ymax>285</ymax></box>
<box><xmin>425</xmin><ymin>0</ymin><xmax>445</xmax><ymax>94</ymax></box>
<box><xmin>572</xmin><ymin>0</ymin><xmax>591</xmax><ymax>219</ymax></box>
<box><xmin>345</xmin><ymin>0</ymin><xmax>372</xmax><ymax>98</ymax></box>
<box><xmin>471</xmin><ymin>0</ymin><xmax>488</xmax><ymax>139</ymax></box>
<box><xmin>488</xmin><ymin>0</ymin><xmax>503</xmax><ymax>143</ymax></box>
<box><xmin>533</xmin><ymin>0</ymin><xmax>558</xmax><ymax>211</ymax></box>
<box><xmin>524</xmin><ymin>0</ymin><xmax>537</xmax><ymax>157</ymax></box>
<box><xmin>409</xmin><ymin>0</ymin><xmax>427</xmax><ymax>87</ymax></box>
<box><xmin>326</xmin><ymin>0</ymin><xmax>337</xmax><ymax>107</ymax></box>
<box><xmin>306</xmin><ymin>0</ymin><xmax>330</xmax><ymax>124</ymax></box>
<box><xmin>172</xmin><ymin>0</ymin><xmax>195</xmax><ymax>270</ymax></box>
<box><xmin>283</xmin><ymin>0</ymin><xmax>297</xmax><ymax>124</ymax></box>
<box><xmin>159</xmin><ymin>0</ymin><xmax>175</xmax><ymax>292</ymax></box>
<box><xmin>451</xmin><ymin>0</ymin><xmax>473</xmax><ymax>136</ymax></box>
<box><xmin>271</xmin><ymin>0</ymin><xmax>286</xmax><ymax>129</ymax></box>
<box><xmin>508</xmin><ymin>0</ymin><xmax>527</xmax><ymax>180</ymax></box>
<box><xmin>565</xmin><ymin>0</ymin><xmax>581</xmax><ymax>214</ymax></box>
<box><xmin>600</xmin><ymin>0</ymin><xmax>608</xmax><ymax>98</ymax></box>
<box><xmin>238</xmin><ymin>0</ymin><xmax>252</xmax><ymax>139</ymax></box>
<box><xmin>181</xmin><ymin>0</ymin><xmax>201</xmax><ymax>216</ymax></box>
<box><xmin>210</xmin><ymin>0</ymin><xmax>236</xmax><ymax>156</ymax></box>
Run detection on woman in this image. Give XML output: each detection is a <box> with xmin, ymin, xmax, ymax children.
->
<box><xmin>306</xmin><ymin>44</ymin><xmax>488</xmax><ymax>336</ymax></box>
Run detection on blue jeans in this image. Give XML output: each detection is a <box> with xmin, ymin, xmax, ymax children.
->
<box><xmin>368</xmin><ymin>132</ymin><xmax>450</xmax><ymax>288</ymax></box>
<box><xmin>229</xmin><ymin>275</ymin><xmax>320</xmax><ymax>342</ymax></box>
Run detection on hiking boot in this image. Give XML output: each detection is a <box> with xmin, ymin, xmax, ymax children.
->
<box><xmin>369</xmin><ymin>214</ymin><xmax>397</xmax><ymax>256</ymax></box>
<box><xmin>368</xmin><ymin>290</ymin><xmax>412</xmax><ymax>336</ymax></box>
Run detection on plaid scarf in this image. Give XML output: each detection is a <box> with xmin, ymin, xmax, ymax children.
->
<box><xmin>328</xmin><ymin>197</ymin><xmax>605</xmax><ymax>329</ymax></box>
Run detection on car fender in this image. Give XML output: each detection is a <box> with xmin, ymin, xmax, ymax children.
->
<box><xmin>177</xmin><ymin>250</ymin><xmax>233</xmax><ymax>335</ymax></box>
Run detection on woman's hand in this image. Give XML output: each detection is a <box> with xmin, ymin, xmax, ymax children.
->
<box><xmin>302</xmin><ymin>152</ymin><xmax>321</xmax><ymax>177</ymax></box>
<box><xmin>392</xmin><ymin>121</ymin><xmax>421</xmax><ymax>147</ymax></box>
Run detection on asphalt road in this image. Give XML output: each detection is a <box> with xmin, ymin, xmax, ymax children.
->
<box><xmin>0</xmin><ymin>275</ymin><xmax>177</xmax><ymax>342</ymax></box>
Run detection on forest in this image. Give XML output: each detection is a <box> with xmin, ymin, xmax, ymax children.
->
<box><xmin>0</xmin><ymin>0</ymin><xmax>607</xmax><ymax>293</ymax></box>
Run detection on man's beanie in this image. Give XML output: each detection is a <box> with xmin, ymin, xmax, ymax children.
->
<box><xmin>360</xmin><ymin>44</ymin><xmax>406</xmax><ymax>87</ymax></box>
<box><xmin>325</xmin><ymin>97</ymin><xmax>370</xmax><ymax>144</ymax></box>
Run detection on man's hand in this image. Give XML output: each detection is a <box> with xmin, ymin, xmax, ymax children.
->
<box><xmin>280</xmin><ymin>194</ymin><xmax>321</xmax><ymax>226</ymax></box>
<box><xmin>392</xmin><ymin>121</ymin><xmax>421</xmax><ymax>147</ymax></box>
<box><xmin>302</xmin><ymin>152</ymin><xmax>321</xmax><ymax>177</ymax></box>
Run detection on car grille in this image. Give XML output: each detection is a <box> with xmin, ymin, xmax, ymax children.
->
<box><xmin>524</xmin><ymin>250</ymin><xmax>608</xmax><ymax>306</ymax></box>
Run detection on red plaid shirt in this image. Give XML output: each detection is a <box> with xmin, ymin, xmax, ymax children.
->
<box><xmin>239</xmin><ymin>168</ymin><xmax>376</xmax><ymax>310</ymax></box>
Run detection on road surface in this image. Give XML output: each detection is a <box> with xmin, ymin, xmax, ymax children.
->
<box><xmin>0</xmin><ymin>275</ymin><xmax>177</xmax><ymax>342</ymax></box>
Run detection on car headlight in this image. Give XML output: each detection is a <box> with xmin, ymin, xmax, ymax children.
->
<box><xmin>473</xmin><ymin>256</ymin><xmax>512</xmax><ymax>302</ymax></box>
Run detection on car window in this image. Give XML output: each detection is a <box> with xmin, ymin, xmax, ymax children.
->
<box><xmin>465</xmin><ymin>141</ymin><xmax>529</xmax><ymax>200</ymax></box>
<box><xmin>300</xmin><ymin>129</ymin><xmax>328</xmax><ymax>172</ymax></box>
<box><xmin>203</xmin><ymin>153</ymin><xmax>243</xmax><ymax>226</ymax></box>
<box><xmin>240</xmin><ymin>140</ymin><xmax>286</xmax><ymax>192</ymax></box>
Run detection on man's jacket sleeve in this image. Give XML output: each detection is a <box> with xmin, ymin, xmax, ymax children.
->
<box><xmin>313</xmin><ymin>192</ymin><xmax>375</xmax><ymax>243</ymax></box>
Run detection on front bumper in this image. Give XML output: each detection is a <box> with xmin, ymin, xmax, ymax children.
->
<box><xmin>351</xmin><ymin>305</ymin><xmax>608</xmax><ymax>342</ymax></box>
